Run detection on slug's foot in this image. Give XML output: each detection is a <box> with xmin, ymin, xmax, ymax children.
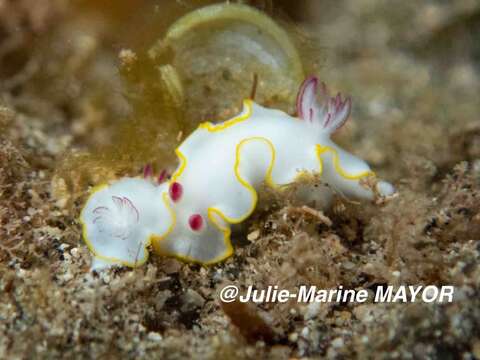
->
<box><xmin>152</xmin><ymin>210</ymin><xmax>234</xmax><ymax>265</ymax></box>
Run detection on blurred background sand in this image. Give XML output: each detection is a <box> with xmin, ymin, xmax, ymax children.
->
<box><xmin>1</xmin><ymin>1</ymin><xmax>479</xmax><ymax>358</ymax></box>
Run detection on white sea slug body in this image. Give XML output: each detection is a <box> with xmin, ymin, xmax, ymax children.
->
<box><xmin>80</xmin><ymin>77</ymin><xmax>395</xmax><ymax>269</ymax></box>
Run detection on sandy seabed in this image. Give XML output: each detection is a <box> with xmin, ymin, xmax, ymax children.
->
<box><xmin>1</xmin><ymin>1</ymin><xmax>480</xmax><ymax>359</ymax></box>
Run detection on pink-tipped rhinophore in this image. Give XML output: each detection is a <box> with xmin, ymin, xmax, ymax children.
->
<box><xmin>143</xmin><ymin>164</ymin><xmax>153</xmax><ymax>179</ymax></box>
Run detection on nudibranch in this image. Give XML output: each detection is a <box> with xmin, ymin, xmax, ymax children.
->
<box><xmin>80</xmin><ymin>77</ymin><xmax>395</xmax><ymax>270</ymax></box>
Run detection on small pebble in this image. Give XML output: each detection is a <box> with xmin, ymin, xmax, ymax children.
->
<box><xmin>147</xmin><ymin>332</ymin><xmax>162</xmax><ymax>342</ymax></box>
<box><xmin>332</xmin><ymin>337</ymin><xmax>344</xmax><ymax>348</ymax></box>
<box><xmin>247</xmin><ymin>230</ymin><xmax>260</xmax><ymax>241</ymax></box>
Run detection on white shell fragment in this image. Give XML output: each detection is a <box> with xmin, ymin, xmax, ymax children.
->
<box><xmin>80</xmin><ymin>77</ymin><xmax>395</xmax><ymax>269</ymax></box>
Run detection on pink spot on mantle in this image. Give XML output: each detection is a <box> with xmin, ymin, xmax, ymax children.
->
<box><xmin>189</xmin><ymin>214</ymin><xmax>203</xmax><ymax>231</ymax></box>
<box><xmin>169</xmin><ymin>182</ymin><xmax>183</xmax><ymax>202</ymax></box>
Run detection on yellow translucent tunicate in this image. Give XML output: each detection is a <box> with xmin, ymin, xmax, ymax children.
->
<box><xmin>149</xmin><ymin>3</ymin><xmax>305</xmax><ymax>125</ymax></box>
<box><xmin>158</xmin><ymin>64</ymin><xmax>184</xmax><ymax>108</ymax></box>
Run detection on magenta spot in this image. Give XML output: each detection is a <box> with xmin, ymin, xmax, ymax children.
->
<box><xmin>169</xmin><ymin>182</ymin><xmax>183</xmax><ymax>202</ymax></box>
<box><xmin>189</xmin><ymin>214</ymin><xmax>203</xmax><ymax>231</ymax></box>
